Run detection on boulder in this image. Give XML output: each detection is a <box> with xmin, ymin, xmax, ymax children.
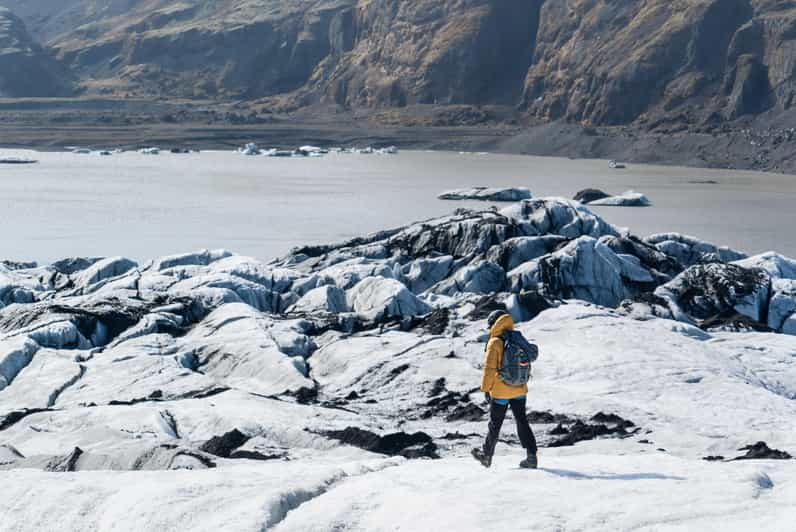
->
<box><xmin>573</xmin><ymin>189</ymin><xmax>611</xmax><ymax>204</ymax></box>
<box><xmin>200</xmin><ymin>429</ymin><xmax>251</xmax><ymax>458</ymax></box>
<box><xmin>318</xmin><ymin>427</ymin><xmax>439</xmax><ymax>459</ymax></box>
<box><xmin>732</xmin><ymin>442</ymin><xmax>792</xmax><ymax>461</ymax></box>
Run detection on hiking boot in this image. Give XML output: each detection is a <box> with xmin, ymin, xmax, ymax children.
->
<box><xmin>519</xmin><ymin>451</ymin><xmax>538</xmax><ymax>469</ymax></box>
<box><xmin>471</xmin><ymin>447</ymin><xmax>492</xmax><ymax>468</ymax></box>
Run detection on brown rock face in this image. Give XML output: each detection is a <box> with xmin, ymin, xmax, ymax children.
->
<box><xmin>0</xmin><ymin>7</ymin><xmax>72</xmax><ymax>97</ymax></box>
<box><xmin>4</xmin><ymin>0</ymin><xmax>796</xmax><ymax>128</ymax></box>
<box><xmin>522</xmin><ymin>0</ymin><xmax>757</xmax><ymax>125</ymax></box>
<box><xmin>5</xmin><ymin>0</ymin><xmax>543</xmax><ymax>104</ymax></box>
<box><xmin>312</xmin><ymin>0</ymin><xmax>543</xmax><ymax>107</ymax></box>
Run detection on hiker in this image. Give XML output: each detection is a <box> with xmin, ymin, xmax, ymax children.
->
<box><xmin>472</xmin><ymin>310</ymin><xmax>539</xmax><ymax>469</ymax></box>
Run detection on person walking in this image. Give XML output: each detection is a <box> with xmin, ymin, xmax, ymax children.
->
<box><xmin>472</xmin><ymin>310</ymin><xmax>538</xmax><ymax>469</ymax></box>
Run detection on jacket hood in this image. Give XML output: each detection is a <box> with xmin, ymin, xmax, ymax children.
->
<box><xmin>489</xmin><ymin>313</ymin><xmax>514</xmax><ymax>338</ymax></box>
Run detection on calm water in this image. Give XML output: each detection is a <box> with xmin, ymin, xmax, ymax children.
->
<box><xmin>2</xmin><ymin>149</ymin><xmax>796</xmax><ymax>264</ymax></box>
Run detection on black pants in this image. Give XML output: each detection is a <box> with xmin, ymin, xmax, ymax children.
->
<box><xmin>483</xmin><ymin>397</ymin><xmax>537</xmax><ymax>457</ymax></box>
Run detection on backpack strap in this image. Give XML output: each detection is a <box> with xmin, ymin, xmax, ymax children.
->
<box><xmin>501</xmin><ymin>331</ymin><xmax>512</xmax><ymax>347</ymax></box>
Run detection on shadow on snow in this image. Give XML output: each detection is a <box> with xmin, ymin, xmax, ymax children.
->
<box><xmin>537</xmin><ymin>468</ymin><xmax>687</xmax><ymax>481</ymax></box>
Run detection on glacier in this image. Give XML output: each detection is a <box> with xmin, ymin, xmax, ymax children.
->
<box><xmin>1</xmin><ymin>198</ymin><xmax>795</xmax><ymax>531</ymax></box>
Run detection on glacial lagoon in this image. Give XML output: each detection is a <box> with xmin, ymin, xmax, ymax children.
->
<box><xmin>2</xmin><ymin>148</ymin><xmax>796</xmax><ymax>263</ymax></box>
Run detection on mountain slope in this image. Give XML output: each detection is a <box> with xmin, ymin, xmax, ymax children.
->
<box><xmin>0</xmin><ymin>7</ymin><xmax>72</xmax><ymax>97</ymax></box>
<box><xmin>2</xmin><ymin>0</ymin><xmax>796</xmax><ymax>129</ymax></box>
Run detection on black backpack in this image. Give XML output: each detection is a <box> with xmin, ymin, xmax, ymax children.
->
<box><xmin>498</xmin><ymin>330</ymin><xmax>538</xmax><ymax>386</ymax></box>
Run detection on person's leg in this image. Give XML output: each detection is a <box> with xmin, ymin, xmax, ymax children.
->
<box><xmin>509</xmin><ymin>397</ymin><xmax>537</xmax><ymax>454</ymax></box>
<box><xmin>483</xmin><ymin>399</ymin><xmax>509</xmax><ymax>457</ymax></box>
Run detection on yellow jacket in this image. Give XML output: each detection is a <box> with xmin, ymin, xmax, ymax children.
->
<box><xmin>480</xmin><ymin>313</ymin><xmax>528</xmax><ymax>399</ymax></box>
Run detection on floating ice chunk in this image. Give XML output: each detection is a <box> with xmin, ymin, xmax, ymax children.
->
<box><xmin>238</xmin><ymin>143</ymin><xmax>261</xmax><ymax>156</ymax></box>
<box><xmin>0</xmin><ymin>157</ymin><xmax>37</xmax><ymax>164</ymax></box>
<box><xmin>588</xmin><ymin>190</ymin><xmax>650</xmax><ymax>207</ymax></box>
<box><xmin>438</xmin><ymin>187</ymin><xmax>532</xmax><ymax>202</ymax></box>
<box><xmin>297</xmin><ymin>146</ymin><xmax>326</xmax><ymax>155</ymax></box>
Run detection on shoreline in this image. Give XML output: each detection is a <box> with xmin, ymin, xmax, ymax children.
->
<box><xmin>3</xmin><ymin>143</ymin><xmax>796</xmax><ymax>182</ymax></box>
<box><xmin>2</xmin><ymin>100</ymin><xmax>796</xmax><ymax>175</ymax></box>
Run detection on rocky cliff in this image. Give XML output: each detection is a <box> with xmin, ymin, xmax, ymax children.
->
<box><xmin>522</xmin><ymin>0</ymin><xmax>794</xmax><ymax>127</ymax></box>
<box><xmin>0</xmin><ymin>7</ymin><xmax>72</xmax><ymax>97</ymax></box>
<box><xmin>2</xmin><ymin>0</ymin><xmax>796</xmax><ymax>128</ymax></box>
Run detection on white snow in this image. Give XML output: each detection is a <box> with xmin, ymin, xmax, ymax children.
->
<box><xmin>270</xmin><ymin>453</ymin><xmax>795</xmax><ymax>532</ymax></box>
<box><xmin>1</xmin><ymin>302</ymin><xmax>794</xmax><ymax>530</ymax></box>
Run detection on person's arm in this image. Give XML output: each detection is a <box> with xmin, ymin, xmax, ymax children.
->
<box><xmin>480</xmin><ymin>338</ymin><xmax>501</xmax><ymax>393</ymax></box>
